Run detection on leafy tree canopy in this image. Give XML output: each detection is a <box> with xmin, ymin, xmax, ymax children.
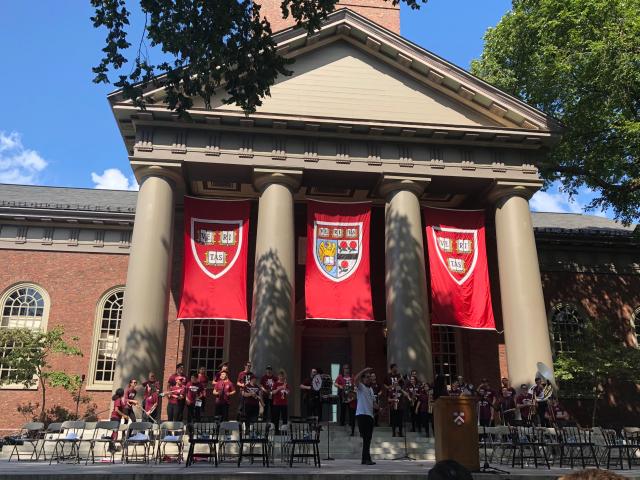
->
<box><xmin>471</xmin><ymin>0</ymin><xmax>640</xmax><ymax>223</ymax></box>
<box><xmin>91</xmin><ymin>0</ymin><xmax>424</xmax><ymax>114</ymax></box>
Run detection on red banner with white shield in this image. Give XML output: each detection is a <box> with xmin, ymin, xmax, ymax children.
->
<box><xmin>424</xmin><ymin>207</ymin><xmax>495</xmax><ymax>330</ymax></box>
<box><xmin>178</xmin><ymin>196</ymin><xmax>250</xmax><ymax>321</ymax></box>
<box><xmin>305</xmin><ymin>200</ymin><xmax>374</xmax><ymax>321</ymax></box>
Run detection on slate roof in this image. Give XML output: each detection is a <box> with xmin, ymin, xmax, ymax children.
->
<box><xmin>0</xmin><ymin>184</ymin><xmax>636</xmax><ymax>237</ymax></box>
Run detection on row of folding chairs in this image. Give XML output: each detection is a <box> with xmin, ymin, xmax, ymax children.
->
<box><xmin>480</xmin><ymin>425</ymin><xmax>640</xmax><ymax>470</ymax></box>
<box><xmin>7</xmin><ymin>417</ymin><xmax>322</xmax><ymax>468</ymax></box>
<box><xmin>7</xmin><ymin>420</ymin><xmax>185</xmax><ymax>464</ymax></box>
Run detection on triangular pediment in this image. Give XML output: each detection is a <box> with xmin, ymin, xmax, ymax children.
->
<box><xmin>198</xmin><ymin>40</ymin><xmax>501</xmax><ymax>128</ymax></box>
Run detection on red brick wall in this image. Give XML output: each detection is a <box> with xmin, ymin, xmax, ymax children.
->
<box><xmin>0</xmin><ymin>249</ymin><xmax>128</xmax><ymax>429</ymax></box>
<box><xmin>257</xmin><ymin>0</ymin><xmax>400</xmax><ymax>33</ymax></box>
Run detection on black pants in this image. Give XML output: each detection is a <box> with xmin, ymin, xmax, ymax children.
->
<box><xmin>418</xmin><ymin>412</ymin><xmax>432</xmax><ymax>436</ymax></box>
<box><xmin>348</xmin><ymin>406</ymin><xmax>356</xmax><ymax>435</ymax></box>
<box><xmin>263</xmin><ymin>398</ymin><xmax>273</xmax><ymax>423</ymax></box>
<box><xmin>215</xmin><ymin>403</ymin><xmax>230</xmax><ymax>421</ymax></box>
<box><xmin>187</xmin><ymin>403</ymin><xmax>202</xmax><ymax>423</ymax></box>
<box><xmin>244</xmin><ymin>404</ymin><xmax>259</xmax><ymax>424</ymax></box>
<box><xmin>176</xmin><ymin>400</ymin><xmax>185</xmax><ymax>421</ymax></box>
<box><xmin>339</xmin><ymin>399</ymin><xmax>348</xmax><ymax>425</ymax></box>
<box><xmin>357</xmin><ymin>415</ymin><xmax>374</xmax><ymax>463</ymax></box>
<box><xmin>537</xmin><ymin>402</ymin><xmax>549</xmax><ymax>427</ymax></box>
<box><xmin>305</xmin><ymin>396</ymin><xmax>322</xmax><ymax>421</ymax></box>
<box><xmin>390</xmin><ymin>408</ymin><xmax>404</xmax><ymax>435</ymax></box>
<box><xmin>167</xmin><ymin>402</ymin><xmax>180</xmax><ymax>421</ymax></box>
<box><xmin>271</xmin><ymin>405</ymin><xmax>288</xmax><ymax>433</ymax></box>
<box><xmin>479</xmin><ymin>417</ymin><xmax>493</xmax><ymax>427</ymax></box>
<box><xmin>411</xmin><ymin>407</ymin><xmax>419</xmax><ymax>432</ymax></box>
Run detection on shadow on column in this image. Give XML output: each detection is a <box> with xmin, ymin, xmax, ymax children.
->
<box><xmin>115</xmin><ymin>328</ymin><xmax>165</xmax><ymax>385</ymax></box>
<box><xmin>250</xmin><ymin>248</ymin><xmax>294</xmax><ymax>374</ymax></box>
<box><xmin>385</xmin><ymin>210</ymin><xmax>433</xmax><ymax>371</ymax></box>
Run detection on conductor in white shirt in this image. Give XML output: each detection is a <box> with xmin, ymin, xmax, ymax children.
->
<box><xmin>354</xmin><ymin>366</ymin><xmax>378</xmax><ymax>465</ymax></box>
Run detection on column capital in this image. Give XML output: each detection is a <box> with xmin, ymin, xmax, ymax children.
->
<box><xmin>377</xmin><ymin>175</ymin><xmax>431</xmax><ymax>199</ymax></box>
<box><xmin>253</xmin><ymin>168</ymin><xmax>302</xmax><ymax>193</ymax></box>
<box><xmin>487</xmin><ymin>180</ymin><xmax>543</xmax><ymax>204</ymax></box>
<box><xmin>134</xmin><ymin>164</ymin><xmax>184</xmax><ymax>187</ymax></box>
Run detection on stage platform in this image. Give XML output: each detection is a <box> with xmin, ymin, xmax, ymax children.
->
<box><xmin>0</xmin><ymin>459</ymin><xmax>639</xmax><ymax>480</ymax></box>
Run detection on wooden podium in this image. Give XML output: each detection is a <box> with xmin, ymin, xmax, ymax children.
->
<box><xmin>433</xmin><ymin>396</ymin><xmax>480</xmax><ymax>471</ymax></box>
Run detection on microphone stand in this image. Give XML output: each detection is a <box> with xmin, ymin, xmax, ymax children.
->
<box><xmin>393</xmin><ymin>405</ymin><xmax>415</xmax><ymax>461</ymax></box>
<box><xmin>479</xmin><ymin>424</ymin><xmax>509</xmax><ymax>474</ymax></box>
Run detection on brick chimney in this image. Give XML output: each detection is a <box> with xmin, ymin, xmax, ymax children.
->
<box><xmin>256</xmin><ymin>0</ymin><xmax>400</xmax><ymax>34</ymax></box>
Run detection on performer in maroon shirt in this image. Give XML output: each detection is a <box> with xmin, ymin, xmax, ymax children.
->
<box><xmin>384</xmin><ymin>364</ymin><xmax>406</xmax><ymax>437</ymax></box>
<box><xmin>124</xmin><ymin>378</ymin><xmax>139</xmax><ymax>423</ymax></box>
<box><xmin>515</xmin><ymin>384</ymin><xmax>534</xmax><ymax>424</ymax></box>
<box><xmin>242</xmin><ymin>375</ymin><xmax>263</xmax><ymax>424</ymax></box>
<box><xmin>406</xmin><ymin>375</ymin><xmax>420</xmax><ymax>432</ymax></box>
<box><xmin>236</xmin><ymin>360</ymin><xmax>254</xmax><ymax>418</ymax></box>
<box><xmin>110</xmin><ymin>388</ymin><xmax>128</xmax><ymax>442</ymax></box>
<box><xmin>166</xmin><ymin>376</ymin><xmax>186</xmax><ymax>422</ymax></box>
<box><xmin>215</xmin><ymin>362</ymin><xmax>229</xmax><ymax>382</ymax></box>
<box><xmin>186</xmin><ymin>373</ymin><xmax>204</xmax><ymax>423</ymax></box>
<box><xmin>499</xmin><ymin>377</ymin><xmax>517</xmax><ymax>425</ymax></box>
<box><xmin>213</xmin><ymin>370</ymin><xmax>236</xmax><ymax>421</ymax></box>
<box><xmin>300</xmin><ymin>368</ymin><xmax>320</xmax><ymax>419</ymax></box>
<box><xmin>334</xmin><ymin>364</ymin><xmax>354</xmax><ymax>427</ymax></box>
<box><xmin>197</xmin><ymin>366</ymin><xmax>209</xmax><ymax>415</ymax></box>
<box><xmin>414</xmin><ymin>385</ymin><xmax>431</xmax><ymax>436</ymax></box>
<box><xmin>369</xmin><ymin>372</ymin><xmax>381</xmax><ymax>427</ymax></box>
<box><xmin>167</xmin><ymin>363</ymin><xmax>186</xmax><ymax>421</ymax></box>
<box><xmin>142</xmin><ymin>372</ymin><xmax>161</xmax><ymax>422</ymax></box>
<box><xmin>477</xmin><ymin>387</ymin><xmax>494</xmax><ymax>427</ymax></box>
<box><xmin>272</xmin><ymin>369</ymin><xmax>289</xmax><ymax>434</ymax></box>
<box><xmin>260</xmin><ymin>366</ymin><xmax>276</xmax><ymax>423</ymax></box>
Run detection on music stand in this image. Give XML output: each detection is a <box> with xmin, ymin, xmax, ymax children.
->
<box><xmin>324</xmin><ymin>420</ymin><xmax>335</xmax><ymax>461</ymax></box>
<box><xmin>479</xmin><ymin>424</ymin><xmax>509</xmax><ymax>474</ymax></box>
<box><xmin>392</xmin><ymin>407</ymin><xmax>415</xmax><ymax>461</ymax></box>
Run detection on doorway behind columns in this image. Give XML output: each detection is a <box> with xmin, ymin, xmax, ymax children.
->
<box><xmin>301</xmin><ymin>332</ymin><xmax>350</xmax><ymax>422</ymax></box>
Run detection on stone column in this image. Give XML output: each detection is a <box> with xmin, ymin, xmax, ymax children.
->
<box><xmin>381</xmin><ymin>176</ymin><xmax>434</xmax><ymax>382</ymax></box>
<box><xmin>492</xmin><ymin>183</ymin><xmax>554</xmax><ymax>387</ymax></box>
<box><xmin>250</xmin><ymin>169</ymin><xmax>301</xmax><ymax>381</ymax></box>
<box><xmin>113</xmin><ymin>166</ymin><xmax>181</xmax><ymax>392</ymax></box>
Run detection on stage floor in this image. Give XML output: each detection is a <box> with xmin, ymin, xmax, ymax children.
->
<box><xmin>0</xmin><ymin>459</ymin><xmax>639</xmax><ymax>480</ymax></box>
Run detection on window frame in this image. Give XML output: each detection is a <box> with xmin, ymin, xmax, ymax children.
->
<box><xmin>86</xmin><ymin>286</ymin><xmax>125</xmax><ymax>391</ymax></box>
<box><xmin>632</xmin><ymin>306</ymin><xmax>640</xmax><ymax>347</ymax></box>
<box><xmin>185</xmin><ymin>319</ymin><xmax>230</xmax><ymax>381</ymax></box>
<box><xmin>548</xmin><ymin>302</ymin><xmax>585</xmax><ymax>356</ymax></box>
<box><xmin>0</xmin><ymin>282</ymin><xmax>50</xmax><ymax>390</ymax></box>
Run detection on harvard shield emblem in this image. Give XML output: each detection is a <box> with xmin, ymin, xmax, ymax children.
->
<box><xmin>190</xmin><ymin>218</ymin><xmax>243</xmax><ymax>280</ymax></box>
<box><xmin>313</xmin><ymin>221</ymin><xmax>363</xmax><ymax>282</ymax></box>
<box><xmin>431</xmin><ymin>226</ymin><xmax>478</xmax><ymax>285</ymax></box>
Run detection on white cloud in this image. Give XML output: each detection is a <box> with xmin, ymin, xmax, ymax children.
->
<box><xmin>0</xmin><ymin>131</ymin><xmax>48</xmax><ymax>184</ymax></box>
<box><xmin>91</xmin><ymin>168</ymin><xmax>139</xmax><ymax>191</ymax></box>
<box><xmin>530</xmin><ymin>189</ymin><xmax>583</xmax><ymax>214</ymax></box>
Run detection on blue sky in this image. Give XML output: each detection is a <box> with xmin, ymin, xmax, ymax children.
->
<box><xmin>0</xmin><ymin>1</ymin><xmax>602</xmax><ymax>216</ymax></box>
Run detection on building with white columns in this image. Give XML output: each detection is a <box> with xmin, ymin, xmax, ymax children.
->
<box><xmin>0</xmin><ymin>3</ymin><xmax>638</xmax><ymax>428</ymax></box>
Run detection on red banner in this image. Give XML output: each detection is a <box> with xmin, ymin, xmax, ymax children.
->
<box><xmin>305</xmin><ymin>200</ymin><xmax>373</xmax><ymax>321</ymax></box>
<box><xmin>178</xmin><ymin>196</ymin><xmax>250</xmax><ymax>322</ymax></box>
<box><xmin>424</xmin><ymin>207</ymin><xmax>495</xmax><ymax>330</ymax></box>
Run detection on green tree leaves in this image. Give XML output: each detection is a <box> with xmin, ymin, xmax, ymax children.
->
<box><xmin>91</xmin><ymin>0</ymin><xmax>426</xmax><ymax>114</ymax></box>
<box><xmin>472</xmin><ymin>0</ymin><xmax>640</xmax><ymax>223</ymax></box>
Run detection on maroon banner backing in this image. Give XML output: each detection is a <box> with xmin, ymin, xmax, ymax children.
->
<box><xmin>178</xmin><ymin>196</ymin><xmax>249</xmax><ymax>321</ymax></box>
<box><xmin>305</xmin><ymin>200</ymin><xmax>374</xmax><ymax>321</ymax></box>
<box><xmin>424</xmin><ymin>207</ymin><xmax>496</xmax><ymax>330</ymax></box>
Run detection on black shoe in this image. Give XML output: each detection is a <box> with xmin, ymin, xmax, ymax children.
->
<box><xmin>363</xmin><ymin>460</ymin><xmax>376</xmax><ymax>465</ymax></box>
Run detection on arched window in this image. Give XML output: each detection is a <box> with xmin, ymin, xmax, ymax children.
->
<box><xmin>431</xmin><ymin>326</ymin><xmax>459</xmax><ymax>385</ymax></box>
<box><xmin>0</xmin><ymin>284</ymin><xmax>50</xmax><ymax>381</ymax></box>
<box><xmin>549</xmin><ymin>303</ymin><xmax>584</xmax><ymax>354</ymax></box>
<box><xmin>88</xmin><ymin>288</ymin><xmax>124</xmax><ymax>387</ymax></box>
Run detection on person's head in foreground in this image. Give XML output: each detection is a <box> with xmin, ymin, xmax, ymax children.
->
<box><xmin>558</xmin><ymin>469</ymin><xmax>626</xmax><ymax>480</ymax></box>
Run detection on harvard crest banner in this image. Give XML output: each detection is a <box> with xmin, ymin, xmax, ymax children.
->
<box><xmin>305</xmin><ymin>200</ymin><xmax>374</xmax><ymax>321</ymax></box>
<box><xmin>424</xmin><ymin>207</ymin><xmax>495</xmax><ymax>330</ymax></box>
<box><xmin>178</xmin><ymin>196</ymin><xmax>250</xmax><ymax>321</ymax></box>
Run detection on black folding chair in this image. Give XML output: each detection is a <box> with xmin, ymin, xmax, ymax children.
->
<box><xmin>288</xmin><ymin>420</ymin><xmax>321</xmax><ymax>468</ymax></box>
<box><xmin>508</xmin><ymin>425</ymin><xmax>550</xmax><ymax>469</ymax></box>
<box><xmin>156</xmin><ymin>421</ymin><xmax>185</xmax><ymax>463</ymax></box>
<box><xmin>185</xmin><ymin>422</ymin><xmax>219</xmax><ymax>467</ymax></box>
<box><xmin>37</xmin><ymin>422</ymin><xmax>62</xmax><ymax>461</ymax></box>
<box><xmin>85</xmin><ymin>421</ymin><xmax>121</xmax><ymax>464</ymax></box>
<box><xmin>49</xmin><ymin>421</ymin><xmax>86</xmax><ymax>464</ymax></box>
<box><xmin>558</xmin><ymin>426</ymin><xmax>599</xmax><ymax>469</ymax></box>
<box><xmin>238</xmin><ymin>422</ymin><xmax>271</xmax><ymax>467</ymax></box>
<box><xmin>122</xmin><ymin>421</ymin><xmax>154</xmax><ymax>464</ymax></box>
<box><xmin>7</xmin><ymin>422</ymin><xmax>44</xmax><ymax>462</ymax></box>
